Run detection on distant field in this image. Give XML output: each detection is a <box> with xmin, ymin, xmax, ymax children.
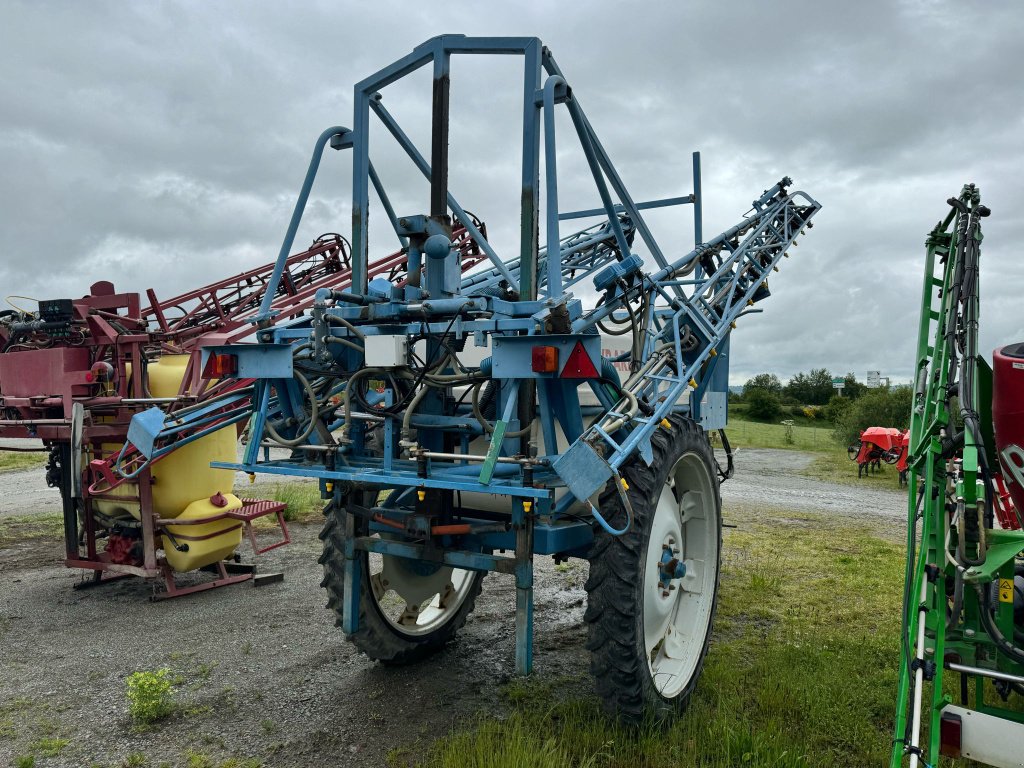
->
<box><xmin>717</xmin><ymin>417</ymin><xmax>835</xmax><ymax>452</ymax></box>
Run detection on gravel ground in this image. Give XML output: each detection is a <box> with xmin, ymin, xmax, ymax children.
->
<box><xmin>0</xmin><ymin>447</ymin><xmax>905</xmax><ymax>768</ymax></box>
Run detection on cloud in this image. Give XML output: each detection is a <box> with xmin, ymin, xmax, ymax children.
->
<box><xmin>1</xmin><ymin>0</ymin><xmax>1022</xmax><ymax>386</ymax></box>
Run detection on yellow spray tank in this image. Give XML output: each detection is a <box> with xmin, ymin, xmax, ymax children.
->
<box><xmin>92</xmin><ymin>354</ymin><xmax>243</xmax><ymax>571</ymax></box>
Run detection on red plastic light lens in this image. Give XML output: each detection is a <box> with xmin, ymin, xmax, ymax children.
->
<box><xmin>202</xmin><ymin>353</ymin><xmax>238</xmax><ymax>379</ymax></box>
<box><xmin>531</xmin><ymin>346</ymin><xmax>558</xmax><ymax>374</ymax></box>
<box><xmin>560</xmin><ymin>341</ymin><xmax>599</xmax><ymax>379</ymax></box>
<box><xmin>939</xmin><ymin>712</ymin><xmax>962</xmax><ymax>758</ymax></box>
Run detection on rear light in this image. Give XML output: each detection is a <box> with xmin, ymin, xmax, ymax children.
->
<box><xmin>561</xmin><ymin>341</ymin><xmax>599</xmax><ymax>379</ymax></box>
<box><xmin>531</xmin><ymin>345</ymin><xmax>558</xmax><ymax>374</ymax></box>
<box><xmin>202</xmin><ymin>353</ymin><xmax>238</xmax><ymax>379</ymax></box>
<box><xmin>939</xmin><ymin>711</ymin><xmax>962</xmax><ymax>758</ymax></box>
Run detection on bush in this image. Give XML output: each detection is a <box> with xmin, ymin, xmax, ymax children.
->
<box><xmin>126</xmin><ymin>668</ymin><xmax>177</xmax><ymax>724</ymax></box>
<box><xmin>802</xmin><ymin>405</ymin><xmax>823</xmax><ymax>420</ymax></box>
<box><xmin>746</xmin><ymin>389</ymin><xmax>782</xmax><ymax>421</ymax></box>
<box><xmin>836</xmin><ymin>386</ymin><xmax>913</xmax><ymax>445</ymax></box>
<box><xmin>824</xmin><ymin>395</ymin><xmax>852</xmax><ymax>424</ymax></box>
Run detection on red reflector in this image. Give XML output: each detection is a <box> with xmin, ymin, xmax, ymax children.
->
<box><xmin>939</xmin><ymin>712</ymin><xmax>962</xmax><ymax>758</ymax></box>
<box><xmin>202</xmin><ymin>353</ymin><xmax>238</xmax><ymax>379</ymax></box>
<box><xmin>561</xmin><ymin>341</ymin><xmax>599</xmax><ymax>379</ymax></box>
<box><xmin>531</xmin><ymin>345</ymin><xmax>559</xmax><ymax>373</ymax></box>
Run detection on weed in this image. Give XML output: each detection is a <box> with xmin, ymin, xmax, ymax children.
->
<box><xmin>184</xmin><ymin>752</ymin><xmax>214</xmax><ymax>768</ymax></box>
<box><xmin>269</xmin><ymin>482</ymin><xmax>323</xmax><ymax>522</ymax></box>
<box><xmin>126</xmin><ymin>668</ymin><xmax>177</xmax><ymax>724</ymax></box>
<box><xmin>29</xmin><ymin>737</ymin><xmax>69</xmax><ymax>757</ymax></box>
<box><xmin>196</xmin><ymin>661</ymin><xmax>218</xmax><ymax>680</ymax></box>
<box><xmin>123</xmin><ymin>754</ymin><xmax>147</xmax><ymax>767</ymax></box>
<box><xmin>259</xmin><ymin>719</ymin><xmax>276</xmax><ymax>734</ymax></box>
<box><xmin>240</xmin><ymin>640</ymin><xmax>253</xmax><ymax>655</ymax></box>
<box><xmin>13</xmin><ymin>756</ymin><xmax>34</xmax><ymax>768</ymax></box>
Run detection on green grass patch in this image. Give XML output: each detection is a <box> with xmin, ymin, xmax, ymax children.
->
<box><xmin>29</xmin><ymin>737</ymin><xmax>69</xmax><ymax>757</ymax></box>
<box><xmin>0</xmin><ymin>451</ymin><xmax>46</xmax><ymax>473</ymax></box>
<box><xmin>803</xmin><ymin>450</ymin><xmax>904</xmax><ymax>491</ymax></box>
<box><xmin>266</xmin><ymin>482</ymin><xmax>323</xmax><ymax>523</ymax></box>
<box><xmin>415</xmin><ymin>511</ymin><xmax>904</xmax><ymax>768</ymax></box>
<box><xmin>0</xmin><ymin>513</ymin><xmax>63</xmax><ymax>545</ymax></box>
<box><xmin>719</xmin><ymin>418</ymin><xmax>836</xmax><ymax>452</ymax></box>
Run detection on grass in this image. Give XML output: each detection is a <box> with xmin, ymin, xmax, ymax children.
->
<box><xmin>804</xmin><ymin>450</ymin><xmax>903</xmax><ymax>490</ymax></box>
<box><xmin>719</xmin><ymin>417</ymin><xmax>835</xmax><ymax>452</ymax></box>
<box><xmin>0</xmin><ymin>450</ymin><xmax>46</xmax><ymax>473</ymax></box>
<box><xmin>0</xmin><ymin>513</ymin><xmax>63</xmax><ymax>545</ymax></box>
<box><xmin>721</xmin><ymin>418</ymin><xmax>905</xmax><ymax>492</ymax></box>
<box><xmin>413</xmin><ymin>509</ymin><xmax>905</xmax><ymax>768</ymax></box>
<box><xmin>30</xmin><ymin>737</ymin><xmax>69</xmax><ymax>757</ymax></box>
<box><xmin>267</xmin><ymin>481</ymin><xmax>324</xmax><ymax>523</ymax></box>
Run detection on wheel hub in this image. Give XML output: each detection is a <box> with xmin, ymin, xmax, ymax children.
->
<box><xmin>656</xmin><ymin>542</ymin><xmax>687</xmax><ymax>594</ymax></box>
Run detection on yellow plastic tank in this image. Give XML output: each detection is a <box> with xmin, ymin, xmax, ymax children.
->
<box><xmin>162</xmin><ymin>492</ymin><xmax>244</xmax><ymax>572</ymax></box>
<box><xmin>91</xmin><ymin>354</ymin><xmax>241</xmax><ymax>571</ymax></box>
<box><xmin>147</xmin><ymin>355</ymin><xmax>237</xmax><ymax>521</ymax></box>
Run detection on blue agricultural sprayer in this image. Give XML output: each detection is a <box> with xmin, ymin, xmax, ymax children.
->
<box><xmin>119</xmin><ymin>36</ymin><xmax>821</xmax><ymax>719</ymax></box>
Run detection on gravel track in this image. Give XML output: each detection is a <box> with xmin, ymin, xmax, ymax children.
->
<box><xmin>0</xmin><ymin>447</ymin><xmax>905</xmax><ymax>767</ymax></box>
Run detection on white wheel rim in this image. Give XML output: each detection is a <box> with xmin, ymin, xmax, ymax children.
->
<box><xmin>368</xmin><ymin>551</ymin><xmax>477</xmax><ymax>637</ymax></box>
<box><xmin>642</xmin><ymin>451</ymin><xmax>719</xmax><ymax>698</ymax></box>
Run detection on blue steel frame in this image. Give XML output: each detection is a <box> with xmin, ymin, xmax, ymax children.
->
<box><xmin>128</xmin><ymin>36</ymin><xmax>820</xmax><ymax>676</ymax></box>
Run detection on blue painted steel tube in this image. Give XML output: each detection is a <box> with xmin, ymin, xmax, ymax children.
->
<box><xmin>562</xmin><ymin>97</ymin><xmax>632</xmax><ymax>259</ymax></box>
<box><xmin>368</xmin><ymin>160</ymin><xmax>408</xmax><ymax>250</ymax></box>
<box><xmin>541</xmin><ymin>75</ymin><xmax>565</xmax><ymax>298</ymax></box>
<box><xmin>692</xmin><ymin>151</ymin><xmax>703</xmax><ymax>250</ymax></box>
<box><xmin>256</xmin><ymin>126</ymin><xmax>349</xmax><ymax>323</ymax></box>
<box><xmin>519</xmin><ymin>38</ymin><xmax>542</xmax><ymax>302</ymax></box>
<box><xmin>368</xmin><ymin>97</ymin><xmax>517</xmax><ymax>287</ymax></box>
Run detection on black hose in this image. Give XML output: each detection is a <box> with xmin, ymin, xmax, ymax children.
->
<box><xmin>977</xmin><ymin>583</ymin><xmax>1024</xmax><ymax>666</ymax></box>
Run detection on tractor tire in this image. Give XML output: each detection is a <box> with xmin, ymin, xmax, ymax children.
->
<box><xmin>318</xmin><ymin>498</ymin><xmax>485</xmax><ymax>665</ymax></box>
<box><xmin>584</xmin><ymin>415</ymin><xmax>722</xmax><ymax>723</ymax></box>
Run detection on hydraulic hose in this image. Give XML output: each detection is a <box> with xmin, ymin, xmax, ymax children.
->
<box><xmin>471</xmin><ymin>381</ymin><xmax>535</xmax><ymax>438</ymax></box>
<box><xmin>265</xmin><ymin>370</ymin><xmax>320</xmax><ymax>447</ymax></box>
<box><xmin>976</xmin><ymin>582</ymin><xmax>1024</xmax><ymax>666</ymax></box>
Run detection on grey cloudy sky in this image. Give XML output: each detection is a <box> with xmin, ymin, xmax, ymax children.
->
<box><xmin>2</xmin><ymin>0</ymin><xmax>1022</xmax><ymax>385</ymax></box>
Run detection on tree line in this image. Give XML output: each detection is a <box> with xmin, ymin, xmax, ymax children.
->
<box><xmin>736</xmin><ymin>368</ymin><xmax>911</xmax><ymax>444</ymax></box>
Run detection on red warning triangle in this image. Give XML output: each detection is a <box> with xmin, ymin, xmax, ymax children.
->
<box><xmin>560</xmin><ymin>341</ymin><xmax>599</xmax><ymax>379</ymax></box>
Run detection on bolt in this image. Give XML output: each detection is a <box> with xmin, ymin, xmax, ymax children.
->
<box><xmin>669</xmin><ymin>584</ymin><xmax>676</xmax><ymax>591</ymax></box>
<box><xmin>672</xmin><ymin>548</ymin><xmax>680</xmax><ymax>555</ymax></box>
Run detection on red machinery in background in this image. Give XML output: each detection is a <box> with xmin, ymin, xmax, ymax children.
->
<box><xmin>0</xmin><ymin>223</ymin><xmax>488</xmax><ymax>598</ymax></box>
<box><xmin>848</xmin><ymin>426</ymin><xmax>904</xmax><ymax>479</ymax></box>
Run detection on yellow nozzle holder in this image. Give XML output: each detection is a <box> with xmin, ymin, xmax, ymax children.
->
<box><xmin>247</xmin><ymin>473</ymin><xmax>255</xmax><ymax>484</ymax></box>
<box><xmin>773</xmin><ymin>266</ymin><xmax>779</xmax><ymax>272</ymax></box>
<box><xmin>417</xmin><ymin>490</ymin><xmax>426</xmax><ymax>501</ymax></box>
<box><xmin>689</xmin><ymin>378</ymin><xmax>698</xmax><ymax>388</ymax></box>
<box><xmin>660</xmin><ymin>418</ymin><xmax>672</xmax><ymax>430</ymax></box>
<box><xmin>709</xmin><ymin>348</ymin><xmax>717</xmax><ymax>357</ymax></box>
<box><xmin>523</xmin><ymin>500</ymin><xmax>533</xmax><ymax>513</ymax></box>
<box><xmin>325</xmin><ymin>481</ymin><xmax>334</xmax><ymax>492</ymax></box>
<box><xmin>730</xmin><ymin>321</ymin><xmax>737</xmax><ymax>329</ymax></box>
<box><xmin>620</xmin><ymin>478</ymin><xmax>629</xmax><ymax>492</ymax></box>
<box><xmin>747</xmin><ymin>299</ymin><xmax>754</xmax><ymax>306</ymax></box>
